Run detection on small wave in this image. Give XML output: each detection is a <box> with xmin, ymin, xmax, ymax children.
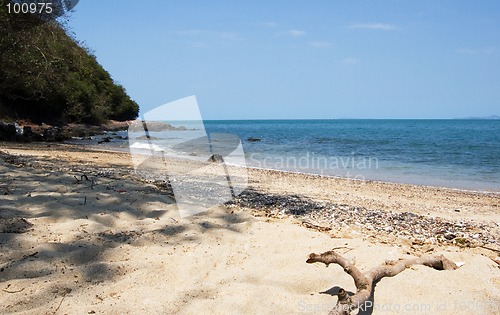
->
<box><xmin>130</xmin><ymin>142</ymin><xmax>166</xmax><ymax>152</ymax></box>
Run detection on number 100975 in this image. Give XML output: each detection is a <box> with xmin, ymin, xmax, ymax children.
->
<box><xmin>6</xmin><ymin>2</ymin><xmax>53</xmax><ymax>14</ymax></box>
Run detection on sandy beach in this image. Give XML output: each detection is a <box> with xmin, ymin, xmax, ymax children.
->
<box><xmin>1</xmin><ymin>142</ymin><xmax>499</xmax><ymax>314</ymax></box>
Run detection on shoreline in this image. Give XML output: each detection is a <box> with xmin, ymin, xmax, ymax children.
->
<box><xmin>75</xmin><ymin>134</ymin><xmax>500</xmax><ymax>194</ymax></box>
<box><xmin>50</xmin><ymin>140</ymin><xmax>500</xmax><ymax>196</ymax></box>
<box><xmin>2</xmin><ymin>142</ymin><xmax>499</xmax><ymax>205</ymax></box>
<box><xmin>1</xmin><ymin>141</ymin><xmax>499</xmax><ymax>232</ymax></box>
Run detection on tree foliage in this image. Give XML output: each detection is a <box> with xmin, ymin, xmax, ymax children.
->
<box><xmin>0</xmin><ymin>1</ymin><xmax>139</xmax><ymax>124</ymax></box>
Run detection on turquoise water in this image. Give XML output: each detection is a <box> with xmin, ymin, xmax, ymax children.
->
<box><xmin>202</xmin><ymin>119</ymin><xmax>500</xmax><ymax>192</ymax></box>
<box><xmin>99</xmin><ymin>119</ymin><xmax>500</xmax><ymax>192</ymax></box>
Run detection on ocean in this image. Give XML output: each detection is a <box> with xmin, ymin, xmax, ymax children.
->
<box><xmin>94</xmin><ymin>119</ymin><xmax>500</xmax><ymax>192</ymax></box>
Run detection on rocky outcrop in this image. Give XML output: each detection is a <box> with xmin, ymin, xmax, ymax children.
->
<box><xmin>0</xmin><ymin>122</ymin><xmax>69</xmax><ymax>142</ymax></box>
<box><xmin>129</xmin><ymin>120</ymin><xmax>188</xmax><ymax>132</ymax></box>
<box><xmin>0</xmin><ymin>120</ymin><xmax>132</xmax><ymax>143</ymax></box>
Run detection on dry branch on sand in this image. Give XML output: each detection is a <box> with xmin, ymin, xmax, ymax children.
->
<box><xmin>307</xmin><ymin>250</ymin><xmax>459</xmax><ymax>315</ymax></box>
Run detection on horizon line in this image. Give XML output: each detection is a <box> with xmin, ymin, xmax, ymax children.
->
<box><xmin>196</xmin><ymin>116</ymin><xmax>499</xmax><ymax>121</ymax></box>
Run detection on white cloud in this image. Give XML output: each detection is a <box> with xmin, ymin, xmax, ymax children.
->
<box><xmin>456</xmin><ymin>47</ymin><xmax>496</xmax><ymax>55</ymax></box>
<box><xmin>174</xmin><ymin>30</ymin><xmax>242</xmax><ymax>49</ymax></box>
<box><xmin>341</xmin><ymin>57</ymin><xmax>359</xmax><ymax>65</ymax></box>
<box><xmin>348</xmin><ymin>23</ymin><xmax>400</xmax><ymax>31</ymax></box>
<box><xmin>175</xmin><ymin>30</ymin><xmax>241</xmax><ymax>41</ymax></box>
<box><xmin>456</xmin><ymin>48</ymin><xmax>478</xmax><ymax>55</ymax></box>
<box><xmin>309</xmin><ymin>41</ymin><xmax>332</xmax><ymax>48</ymax></box>
<box><xmin>288</xmin><ymin>29</ymin><xmax>306</xmax><ymax>37</ymax></box>
<box><xmin>190</xmin><ymin>42</ymin><xmax>208</xmax><ymax>48</ymax></box>
<box><xmin>261</xmin><ymin>22</ymin><xmax>277</xmax><ymax>27</ymax></box>
<box><xmin>175</xmin><ymin>29</ymin><xmax>200</xmax><ymax>36</ymax></box>
<box><xmin>218</xmin><ymin>32</ymin><xmax>241</xmax><ymax>41</ymax></box>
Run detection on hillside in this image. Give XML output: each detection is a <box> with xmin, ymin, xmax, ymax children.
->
<box><xmin>0</xmin><ymin>3</ymin><xmax>139</xmax><ymax>125</ymax></box>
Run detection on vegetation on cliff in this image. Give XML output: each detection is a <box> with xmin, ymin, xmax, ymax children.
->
<box><xmin>0</xmin><ymin>2</ymin><xmax>139</xmax><ymax>125</ymax></box>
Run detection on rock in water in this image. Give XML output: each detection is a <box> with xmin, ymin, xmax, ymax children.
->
<box><xmin>247</xmin><ymin>137</ymin><xmax>262</xmax><ymax>142</ymax></box>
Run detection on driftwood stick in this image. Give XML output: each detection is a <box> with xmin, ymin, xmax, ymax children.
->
<box><xmin>302</xmin><ymin>221</ymin><xmax>332</xmax><ymax>232</ymax></box>
<box><xmin>2</xmin><ymin>287</ymin><xmax>25</xmax><ymax>293</ymax></box>
<box><xmin>307</xmin><ymin>250</ymin><xmax>458</xmax><ymax>315</ymax></box>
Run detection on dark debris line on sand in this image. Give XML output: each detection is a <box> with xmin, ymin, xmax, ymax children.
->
<box><xmin>1</xmin><ymin>149</ymin><xmax>498</xmax><ymax>249</ymax></box>
<box><xmin>225</xmin><ymin>188</ymin><xmax>500</xmax><ymax>248</ymax></box>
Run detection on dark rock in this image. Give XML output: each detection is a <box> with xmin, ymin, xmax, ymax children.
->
<box><xmin>42</xmin><ymin>127</ymin><xmax>67</xmax><ymax>142</ymax></box>
<box><xmin>0</xmin><ymin>122</ymin><xmax>17</xmax><ymax>141</ymax></box>
<box><xmin>28</xmin><ymin>132</ymin><xmax>43</xmax><ymax>141</ymax></box>
<box><xmin>247</xmin><ymin>137</ymin><xmax>262</xmax><ymax>142</ymax></box>
<box><xmin>23</xmin><ymin>126</ymin><xmax>33</xmax><ymax>138</ymax></box>
<box><xmin>444</xmin><ymin>233</ymin><xmax>456</xmax><ymax>240</ymax></box>
<box><xmin>207</xmin><ymin>154</ymin><xmax>224</xmax><ymax>163</ymax></box>
<box><xmin>98</xmin><ymin>136</ymin><xmax>111</xmax><ymax>144</ymax></box>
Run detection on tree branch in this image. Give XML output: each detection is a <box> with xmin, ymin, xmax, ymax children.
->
<box><xmin>307</xmin><ymin>250</ymin><xmax>458</xmax><ymax>315</ymax></box>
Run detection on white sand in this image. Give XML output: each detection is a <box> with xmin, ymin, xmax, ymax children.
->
<box><xmin>0</xmin><ymin>144</ymin><xmax>499</xmax><ymax>314</ymax></box>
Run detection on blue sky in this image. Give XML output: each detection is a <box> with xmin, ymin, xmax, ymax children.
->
<box><xmin>70</xmin><ymin>1</ymin><xmax>500</xmax><ymax>119</ymax></box>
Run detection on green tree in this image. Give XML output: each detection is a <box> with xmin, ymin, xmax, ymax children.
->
<box><xmin>0</xmin><ymin>1</ymin><xmax>139</xmax><ymax>124</ymax></box>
